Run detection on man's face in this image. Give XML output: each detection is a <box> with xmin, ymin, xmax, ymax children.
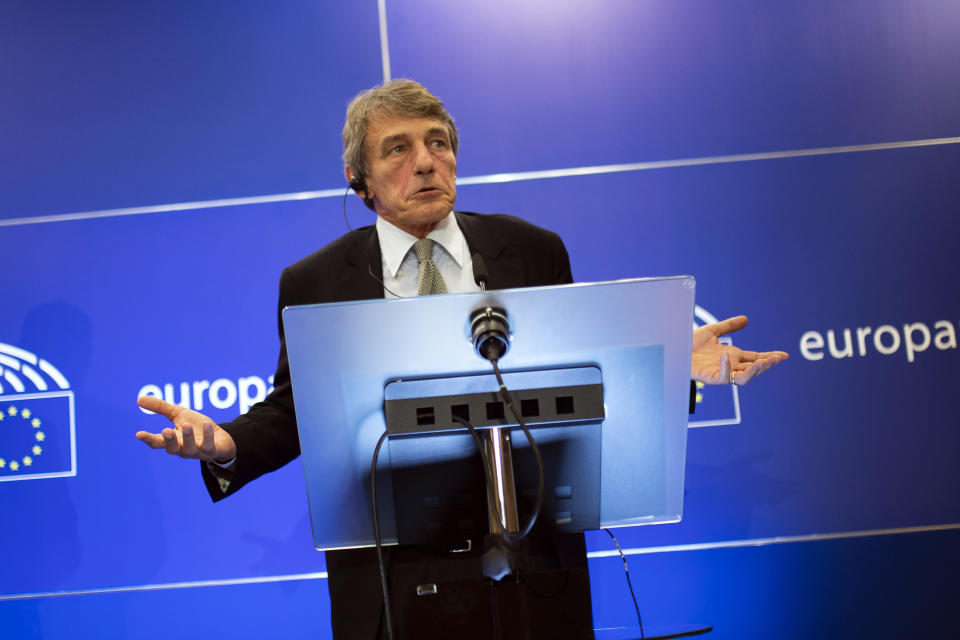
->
<box><xmin>360</xmin><ymin>115</ymin><xmax>457</xmax><ymax>237</ymax></box>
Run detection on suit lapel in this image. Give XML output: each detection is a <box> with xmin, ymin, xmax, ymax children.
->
<box><xmin>335</xmin><ymin>226</ymin><xmax>385</xmax><ymax>301</ymax></box>
<box><xmin>455</xmin><ymin>212</ymin><xmax>525</xmax><ymax>289</ymax></box>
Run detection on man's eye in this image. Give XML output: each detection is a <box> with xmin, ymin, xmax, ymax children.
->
<box><xmin>430</xmin><ymin>139</ymin><xmax>447</xmax><ymax>148</ymax></box>
<box><xmin>390</xmin><ymin>145</ymin><xmax>405</xmax><ymax>154</ymax></box>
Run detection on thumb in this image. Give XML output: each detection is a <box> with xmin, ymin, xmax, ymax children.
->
<box><xmin>714</xmin><ymin>315</ymin><xmax>748</xmax><ymax>337</ymax></box>
<box><xmin>137</xmin><ymin>395</ymin><xmax>178</xmax><ymax>420</ymax></box>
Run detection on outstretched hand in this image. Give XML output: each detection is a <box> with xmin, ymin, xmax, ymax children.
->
<box><xmin>691</xmin><ymin>315</ymin><xmax>788</xmax><ymax>385</ymax></box>
<box><xmin>135</xmin><ymin>396</ymin><xmax>237</xmax><ymax>463</ymax></box>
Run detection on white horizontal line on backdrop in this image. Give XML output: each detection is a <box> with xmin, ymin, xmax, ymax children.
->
<box><xmin>2</xmin><ymin>136</ymin><xmax>958</xmax><ymax>229</ymax></box>
<box><xmin>587</xmin><ymin>522</ymin><xmax>960</xmax><ymax>558</ymax></box>
<box><xmin>1</xmin><ymin>522</ymin><xmax>956</xmax><ymax>602</ymax></box>
<box><xmin>0</xmin><ymin>571</ymin><xmax>329</xmax><ymax>602</ymax></box>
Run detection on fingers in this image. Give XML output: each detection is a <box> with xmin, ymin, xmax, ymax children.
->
<box><xmin>732</xmin><ymin>361</ymin><xmax>761</xmax><ymax>385</ymax></box>
<box><xmin>181</xmin><ymin>424</ymin><xmax>198</xmax><ymax>456</ymax></box>
<box><xmin>743</xmin><ymin>350</ymin><xmax>789</xmax><ymax>360</ymax></box>
<box><xmin>732</xmin><ymin>349</ymin><xmax>789</xmax><ymax>363</ymax></box>
<box><xmin>734</xmin><ymin>349</ymin><xmax>761</xmax><ymax>362</ymax></box>
<box><xmin>135</xmin><ymin>431</ymin><xmax>167</xmax><ymax>449</ymax></box>
<box><xmin>136</xmin><ymin>420</ymin><xmax>220</xmax><ymax>459</ymax></box>
<box><xmin>178</xmin><ymin>422</ymin><xmax>216</xmax><ymax>457</ymax></box>
<box><xmin>732</xmin><ymin>353</ymin><xmax>787</xmax><ymax>385</ymax></box>
<box><xmin>728</xmin><ymin>352</ymin><xmax>764</xmax><ymax>384</ymax></box>
<box><xmin>200</xmin><ymin>423</ymin><xmax>217</xmax><ymax>457</ymax></box>
<box><xmin>162</xmin><ymin>427</ymin><xmax>180</xmax><ymax>454</ymax></box>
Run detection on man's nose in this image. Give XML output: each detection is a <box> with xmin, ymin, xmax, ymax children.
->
<box><xmin>413</xmin><ymin>142</ymin><xmax>435</xmax><ymax>174</ymax></box>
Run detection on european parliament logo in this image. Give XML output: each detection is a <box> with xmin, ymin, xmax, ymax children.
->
<box><xmin>0</xmin><ymin>342</ymin><xmax>76</xmax><ymax>482</ymax></box>
<box><xmin>688</xmin><ymin>306</ymin><xmax>742</xmax><ymax>428</ymax></box>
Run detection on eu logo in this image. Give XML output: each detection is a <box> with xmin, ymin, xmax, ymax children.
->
<box><xmin>0</xmin><ymin>343</ymin><xmax>76</xmax><ymax>482</ymax></box>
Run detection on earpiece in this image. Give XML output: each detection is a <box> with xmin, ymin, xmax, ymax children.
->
<box><xmin>347</xmin><ymin>172</ymin><xmax>374</xmax><ymax>211</ymax></box>
<box><xmin>349</xmin><ymin>174</ymin><xmax>367</xmax><ymax>194</ymax></box>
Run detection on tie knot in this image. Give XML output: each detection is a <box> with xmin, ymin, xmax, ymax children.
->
<box><xmin>413</xmin><ymin>238</ymin><xmax>434</xmax><ymax>262</ymax></box>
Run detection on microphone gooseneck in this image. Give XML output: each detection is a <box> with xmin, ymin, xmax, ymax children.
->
<box><xmin>472</xmin><ymin>253</ymin><xmax>489</xmax><ymax>291</ymax></box>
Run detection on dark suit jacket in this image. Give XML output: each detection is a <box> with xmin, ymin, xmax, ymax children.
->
<box><xmin>200</xmin><ymin>212</ymin><xmax>579</xmax><ymax>639</ymax></box>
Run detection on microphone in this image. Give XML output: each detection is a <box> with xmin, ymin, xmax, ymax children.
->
<box><xmin>469</xmin><ymin>254</ymin><xmax>509</xmax><ymax>360</ymax></box>
<box><xmin>472</xmin><ymin>253</ymin><xmax>489</xmax><ymax>291</ymax></box>
<box><xmin>469</xmin><ymin>306</ymin><xmax>510</xmax><ymax>361</ymax></box>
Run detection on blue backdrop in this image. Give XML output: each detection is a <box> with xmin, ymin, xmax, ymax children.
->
<box><xmin>1</xmin><ymin>1</ymin><xmax>957</xmax><ymax>637</ymax></box>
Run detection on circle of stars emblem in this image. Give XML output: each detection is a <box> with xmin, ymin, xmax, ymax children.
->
<box><xmin>0</xmin><ymin>405</ymin><xmax>45</xmax><ymax>473</ymax></box>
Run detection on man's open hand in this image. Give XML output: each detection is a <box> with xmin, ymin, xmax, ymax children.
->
<box><xmin>135</xmin><ymin>396</ymin><xmax>237</xmax><ymax>463</ymax></box>
<box><xmin>691</xmin><ymin>315</ymin><xmax>788</xmax><ymax>385</ymax></box>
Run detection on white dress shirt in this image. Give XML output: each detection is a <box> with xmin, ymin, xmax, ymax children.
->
<box><xmin>376</xmin><ymin>211</ymin><xmax>482</xmax><ymax>297</ymax></box>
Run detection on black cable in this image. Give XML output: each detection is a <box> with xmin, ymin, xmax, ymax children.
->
<box><xmin>520</xmin><ymin>567</ymin><xmax>570</xmax><ymax>599</ymax></box>
<box><xmin>344</xmin><ymin>183</ymin><xmax>404</xmax><ymax>298</ymax></box>
<box><xmin>370</xmin><ymin>430</ymin><xmax>394</xmax><ymax>640</ymax></box>
<box><xmin>342</xmin><ymin>185</ymin><xmax>354</xmax><ymax>232</ymax></box>
<box><xmin>604</xmin><ymin>528</ymin><xmax>645</xmax><ymax>639</ymax></box>
<box><xmin>491</xmin><ymin>358</ymin><xmax>545</xmax><ymax>541</ymax></box>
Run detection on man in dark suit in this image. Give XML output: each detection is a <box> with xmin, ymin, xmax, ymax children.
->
<box><xmin>135</xmin><ymin>80</ymin><xmax>788</xmax><ymax>638</ymax></box>
<box><xmin>179</xmin><ymin>209</ymin><xmax>572</xmax><ymax>504</ymax></box>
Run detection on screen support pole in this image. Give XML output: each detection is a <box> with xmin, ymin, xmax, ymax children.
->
<box><xmin>483</xmin><ymin>426</ymin><xmax>520</xmax><ymax>534</ymax></box>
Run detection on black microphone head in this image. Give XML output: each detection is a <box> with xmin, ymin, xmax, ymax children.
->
<box><xmin>472</xmin><ymin>253</ymin><xmax>490</xmax><ymax>288</ymax></box>
<box><xmin>470</xmin><ymin>306</ymin><xmax>510</xmax><ymax>361</ymax></box>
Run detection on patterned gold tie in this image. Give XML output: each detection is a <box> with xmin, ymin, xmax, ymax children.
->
<box><xmin>413</xmin><ymin>238</ymin><xmax>448</xmax><ymax>295</ymax></box>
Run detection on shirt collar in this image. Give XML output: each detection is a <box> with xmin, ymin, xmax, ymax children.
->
<box><xmin>376</xmin><ymin>211</ymin><xmax>466</xmax><ymax>277</ymax></box>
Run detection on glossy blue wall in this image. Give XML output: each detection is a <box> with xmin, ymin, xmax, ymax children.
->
<box><xmin>2</xmin><ymin>1</ymin><xmax>957</xmax><ymax>637</ymax></box>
